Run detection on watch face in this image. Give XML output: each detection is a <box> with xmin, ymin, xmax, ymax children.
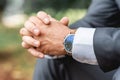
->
<box><xmin>64</xmin><ymin>34</ymin><xmax>74</xmax><ymax>53</ymax></box>
<box><xmin>65</xmin><ymin>41</ymin><xmax>72</xmax><ymax>52</ymax></box>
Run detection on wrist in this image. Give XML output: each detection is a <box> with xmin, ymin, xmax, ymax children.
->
<box><xmin>70</xmin><ymin>29</ymin><xmax>76</xmax><ymax>34</ymax></box>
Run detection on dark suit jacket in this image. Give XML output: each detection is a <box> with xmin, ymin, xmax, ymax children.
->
<box><xmin>70</xmin><ymin>0</ymin><xmax>120</xmax><ymax>72</ymax></box>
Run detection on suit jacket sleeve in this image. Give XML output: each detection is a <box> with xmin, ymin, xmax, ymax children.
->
<box><xmin>94</xmin><ymin>28</ymin><xmax>120</xmax><ymax>72</ymax></box>
<box><xmin>70</xmin><ymin>0</ymin><xmax>120</xmax><ymax>72</ymax></box>
<box><xmin>92</xmin><ymin>0</ymin><xmax>120</xmax><ymax>72</ymax></box>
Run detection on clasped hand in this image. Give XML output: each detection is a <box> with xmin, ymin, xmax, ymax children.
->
<box><xmin>20</xmin><ymin>11</ymin><xmax>75</xmax><ymax>58</ymax></box>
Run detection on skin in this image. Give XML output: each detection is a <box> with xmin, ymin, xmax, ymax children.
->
<box><xmin>20</xmin><ymin>11</ymin><xmax>76</xmax><ymax>58</ymax></box>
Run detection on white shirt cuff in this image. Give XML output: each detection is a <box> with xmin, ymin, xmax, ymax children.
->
<box><xmin>72</xmin><ymin>27</ymin><xmax>98</xmax><ymax>65</ymax></box>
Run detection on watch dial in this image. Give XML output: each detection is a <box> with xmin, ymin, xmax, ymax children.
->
<box><xmin>64</xmin><ymin>34</ymin><xmax>74</xmax><ymax>53</ymax></box>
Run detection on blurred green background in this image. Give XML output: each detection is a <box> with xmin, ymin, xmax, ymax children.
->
<box><xmin>0</xmin><ymin>0</ymin><xmax>91</xmax><ymax>80</ymax></box>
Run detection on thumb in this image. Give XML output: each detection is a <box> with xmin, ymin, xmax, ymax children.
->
<box><xmin>60</xmin><ymin>17</ymin><xmax>69</xmax><ymax>26</ymax></box>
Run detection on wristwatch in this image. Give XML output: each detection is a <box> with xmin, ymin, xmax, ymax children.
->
<box><xmin>63</xmin><ymin>34</ymin><xmax>75</xmax><ymax>55</ymax></box>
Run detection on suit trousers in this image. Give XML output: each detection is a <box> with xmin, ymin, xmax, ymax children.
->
<box><xmin>33</xmin><ymin>56</ymin><xmax>117</xmax><ymax>80</ymax></box>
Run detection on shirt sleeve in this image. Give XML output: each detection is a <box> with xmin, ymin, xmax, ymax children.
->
<box><xmin>72</xmin><ymin>27</ymin><xmax>98</xmax><ymax>65</ymax></box>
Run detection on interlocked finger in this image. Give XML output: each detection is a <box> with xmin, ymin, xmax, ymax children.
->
<box><xmin>28</xmin><ymin>48</ymin><xmax>44</xmax><ymax>58</ymax></box>
<box><xmin>22</xmin><ymin>36</ymin><xmax>40</xmax><ymax>47</ymax></box>
<box><xmin>20</xmin><ymin>28</ymin><xmax>32</xmax><ymax>36</ymax></box>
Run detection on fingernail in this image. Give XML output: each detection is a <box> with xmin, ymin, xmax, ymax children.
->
<box><xmin>34</xmin><ymin>41</ymin><xmax>39</xmax><ymax>47</ymax></box>
<box><xmin>34</xmin><ymin>28</ymin><xmax>39</xmax><ymax>35</ymax></box>
<box><xmin>44</xmin><ymin>18</ymin><xmax>49</xmax><ymax>24</ymax></box>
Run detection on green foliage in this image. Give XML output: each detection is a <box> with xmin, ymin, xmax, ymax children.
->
<box><xmin>26</xmin><ymin>0</ymin><xmax>91</xmax><ymax>13</ymax></box>
<box><xmin>0</xmin><ymin>0</ymin><xmax>7</xmax><ymax>11</ymax></box>
<box><xmin>0</xmin><ymin>26</ymin><xmax>21</xmax><ymax>50</ymax></box>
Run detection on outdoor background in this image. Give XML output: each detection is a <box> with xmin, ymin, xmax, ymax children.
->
<box><xmin>0</xmin><ymin>0</ymin><xmax>91</xmax><ymax>80</ymax></box>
